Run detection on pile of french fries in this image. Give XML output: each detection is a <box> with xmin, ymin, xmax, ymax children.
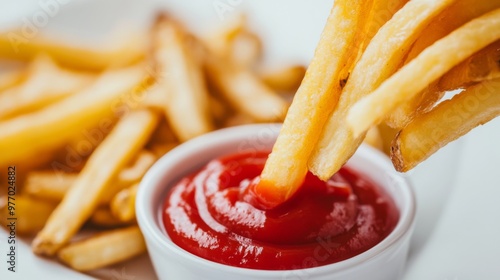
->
<box><xmin>256</xmin><ymin>0</ymin><xmax>500</xmax><ymax>207</ymax></box>
<box><xmin>0</xmin><ymin>14</ymin><xmax>307</xmax><ymax>272</ymax></box>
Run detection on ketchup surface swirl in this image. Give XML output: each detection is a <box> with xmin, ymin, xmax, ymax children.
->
<box><xmin>162</xmin><ymin>151</ymin><xmax>398</xmax><ymax>270</ymax></box>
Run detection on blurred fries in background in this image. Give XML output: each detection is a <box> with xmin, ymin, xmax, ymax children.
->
<box><xmin>260</xmin><ymin>65</ymin><xmax>306</xmax><ymax>93</ymax></box>
<box><xmin>0</xmin><ymin>55</ymin><xmax>94</xmax><ymax>120</ymax></box>
<box><xmin>151</xmin><ymin>16</ymin><xmax>214</xmax><ymax>142</ymax></box>
<box><xmin>58</xmin><ymin>226</ymin><xmax>146</xmax><ymax>271</ymax></box>
<box><xmin>0</xmin><ymin>11</ymin><xmax>301</xmax><ymax>272</ymax></box>
<box><xmin>32</xmin><ymin>109</ymin><xmax>159</xmax><ymax>256</ymax></box>
<box><xmin>0</xmin><ymin>32</ymin><xmax>146</xmax><ymax>71</ymax></box>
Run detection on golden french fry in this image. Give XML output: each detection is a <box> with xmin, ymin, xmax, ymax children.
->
<box><xmin>404</xmin><ymin>0</ymin><xmax>500</xmax><ymax>63</ymax></box>
<box><xmin>32</xmin><ymin>110</ymin><xmax>159</xmax><ymax>256</ymax></box>
<box><xmin>0</xmin><ymin>32</ymin><xmax>145</xmax><ymax>71</ymax></box>
<box><xmin>23</xmin><ymin>171</ymin><xmax>77</xmax><ymax>202</ymax></box>
<box><xmin>58</xmin><ymin>226</ymin><xmax>146</xmax><ymax>271</ymax></box>
<box><xmin>141</xmin><ymin>84</ymin><xmax>168</xmax><ymax>111</ymax></box>
<box><xmin>0</xmin><ymin>66</ymin><xmax>147</xmax><ymax>167</ymax></box>
<box><xmin>0</xmin><ymin>195</ymin><xmax>56</xmax><ymax>236</ymax></box>
<box><xmin>0</xmin><ymin>55</ymin><xmax>94</xmax><ymax>120</ymax></box>
<box><xmin>384</xmin><ymin>83</ymin><xmax>443</xmax><ymax>129</ymax></box>
<box><xmin>152</xmin><ymin>16</ymin><xmax>214</xmax><ymax>141</ymax></box>
<box><xmin>392</xmin><ymin>78</ymin><xmax>500</xmax><ymax>172</ymax></box>
<box><xmin>347</xmin><ymin>8</ymin><xmax>500</xmax><ymax>138</ymax></box>
<box><xmin>206</xmin><ymin>59</ymin><xmax>288</xmax><ymax>122</ymax></box>
<box><xmin>110</xmin><ymin>183</ymin><xmax>138</xmax><ymax>222</ymax></box>
<box><xmin>309</xmin><ymin>0</ymin><xmax>453</xmax><ymax>181</ymax></box>
<box><xmin>24</xmin><ymin>151</ymin><xmax>156</xmax><ymax>203</ymax></box>
<box><xmin>355</xmin><ymin>0</ymin><xmax>409</xmax><ymax>60</ymax></box>
<box><xmin>256</xmin><ymin>0</ymin><xmax>372</xmax><ymax>206</ymax></box>
<box><xmin>438</xmin><ymin>40</ymin><xmax>500</xmax><ymax>91</ymax></box>
<box><xmin>89</xmin><ymin>207</ymin><xmax>133</xmax><ymax>228</ymax></box>
<box><xmin>201</xmin><ymin>15</ymin><xmax>286</xmax><ymax>123</ymax></box>
<box><xmin>386</xmin><ymin>0</ymin><xmax>500</xmax><ymax>128</ymax></box>
<box><xmin>378</xmin><ymin>123</ymin><xmax>399</xmax><ymax>155</ymax></box>
<box><xmin>260</xmin><ymin>65</ymin><xmax>306</xmax><ymax>93</ymax></box>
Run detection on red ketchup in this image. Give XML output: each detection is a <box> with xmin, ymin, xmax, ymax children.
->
<box><xmin>162</xmin><ymin>151</ymin><xmax>398</xmax><ymax>270</ymax></box>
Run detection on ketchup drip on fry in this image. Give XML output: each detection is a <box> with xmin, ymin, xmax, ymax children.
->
<box><xmin>162</xmin><ymin>151</ymin><xmax>398</xmax><ymax>270</ymax></box>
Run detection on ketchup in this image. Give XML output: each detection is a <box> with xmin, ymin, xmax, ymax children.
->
<box><xmin>162</xmin><ymin>151</ymin><xmax>398</xmax><ymax>270</ymax></box>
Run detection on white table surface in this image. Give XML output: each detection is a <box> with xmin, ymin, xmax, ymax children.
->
<box><xmin>1</xmin><ymin>1</ymin><xmax>500</xmax><ymax>279</ymax></box>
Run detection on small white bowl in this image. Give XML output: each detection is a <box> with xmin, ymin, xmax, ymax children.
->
<box><xmin>136</xmin><ymin>124</ymin><xmax>416</xmax><ymax>280</ymax></box>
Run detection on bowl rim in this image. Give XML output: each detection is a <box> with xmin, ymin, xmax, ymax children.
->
<box><xmin>136</xmin><ymin>123</ymin><xmax>416</xmax><ymax>276</ymax></box>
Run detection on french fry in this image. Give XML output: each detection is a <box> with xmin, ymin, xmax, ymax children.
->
<box><xmin>378</xmin><ymin>123</ymin><xmax>399</xmax><ymax>155</ymax></box>
<box><xmin>404</xmin><ymin>0</ymin><xmax>500</xmax><ymax>64</ymax></box>
<box><xmin>260</xmin><ymin>65</ymin><xmax>306</xmax><ymax>93</ymax></box>
<box><xmin>438</xmin><ymin>40</ymin><xmax>500</xmax><ymax>91</ymax></box>
<box><xmin>347</xmin><ymin>8</ymin><xmax>500</xmax><ymax>138</ymax></box>
<box><xmin>0</xmin><ymin>55</ymin><xmax>94</xmax><ymax>120</ymax></box>
<box><xmin>255</xmin><ymin>0</ymin><xmax>372</xmax><ymax>207</ymax></box>
<box><xmin>32</xmin><ymin>110</ymin><xmax>159</xmax><ymax>256</ymax></box>
<box><xmin>205</xmin><ymin>59</ymin><xmax>288</xmax><ymax>122</ymax></box>
<box><xmin>384</xmin><ymin>83</ymin><xmax>442</xmax><ymax>129</ymax></box>
<box><xmin>309</xmin><ymin>0</ymin><xmax>453</xmax><ymax>180</ymax></box>
<box><xmin>0</xmin><ymin>66</ymin><xmax>147</xmax><ymax>167</ymax></box>
<box><xmin>24</xmin><ymin>151</ymin><xmax>156</xmax><ymax>203</ymax></box>
<box><xmin>389</xmin><ymin>41</ymin><xmax>500</xmax><ymax>128</ymax></box>
<box><xmin>356</xmin><ymin>0</ymin><xmax>409</xmax><ymax>59</ymax></box>
<box><xmin>110</xmin><ymin>183</ymin><xmax>138</xmax><ymax>222</ymax></box>
<box><xmin>201</xmin><ymin>16</ymin><xmax>287</xmax><ymax>123</ymax></box>
<box><xmin>385</xmin><ymin>0</ymin><xmax>500</xmax><ymax>129</ymax></box>
<box><xmin>392</xmin><ymin>78</ymin><xmax>500</xmax><ymax>171</ymax></box>
<box><xmin>141</xmin><ymin>83</ymin><xmax>169</xmax><ymax>111</ymax></box>
<box><xmin>0</xmin><ymin>32</ymin><xmax>145</xmax><ymax>71</ymax></box>
<box><xmin>152</xmin><ymin>16</ymin><xmax>214</xmax><ymax>142</ymax></box>
<box><xmin>89</xmin><ymin>207</ymin><xmax>133</xmax><ymax>228</ymax></box>
<box><xmin>58</xmin><ymin>226</ymin><xmax>146</xmax><ymax>271</ymax></box>
<box><xmin>0</xmin><ymin>195</ymin><xmax>56</xmax><ymax>236</ymax></box>
<box><xmin>23</xmin><ymin>171</ymin><xmax>77</xmax><ymax>202</ymax></box>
